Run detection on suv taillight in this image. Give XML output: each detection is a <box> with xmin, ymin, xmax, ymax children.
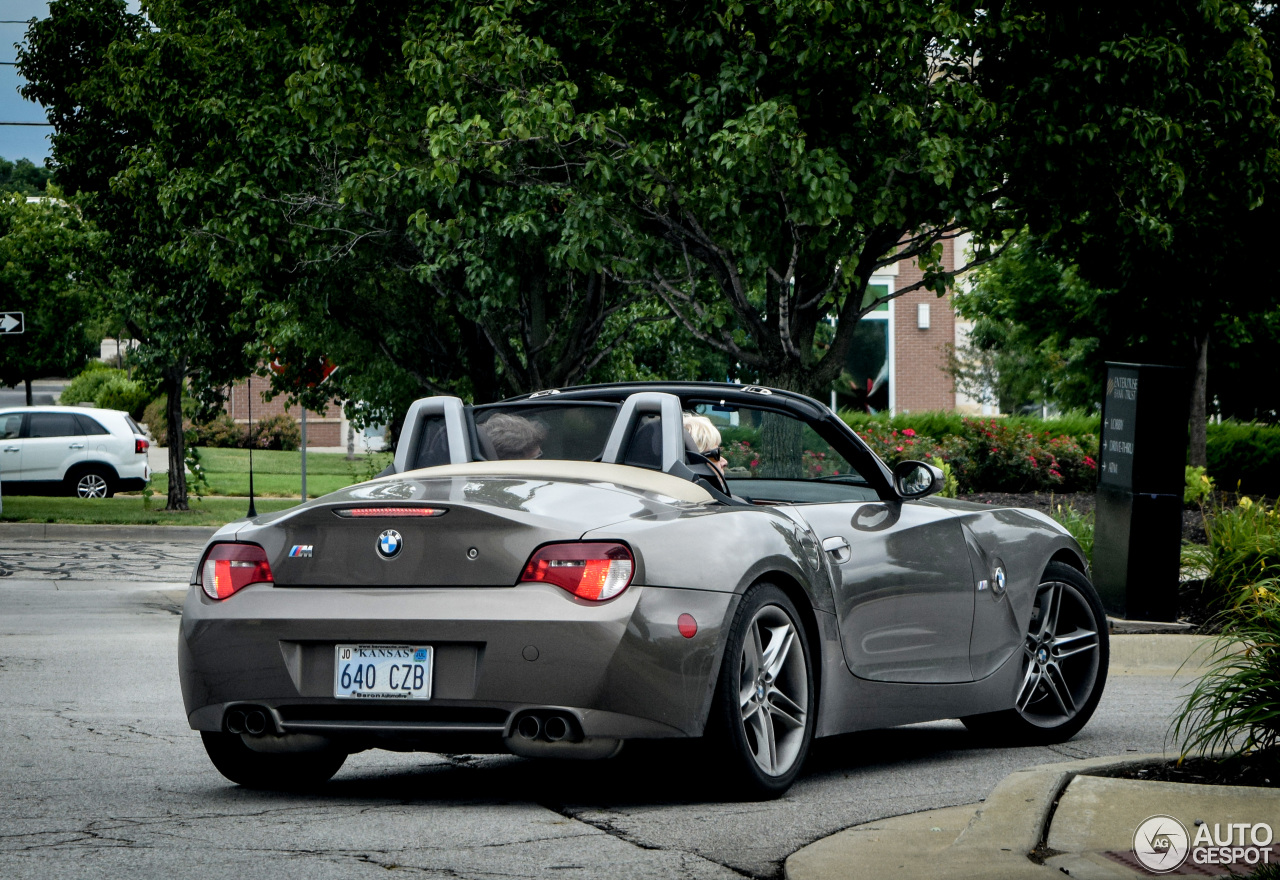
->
<box><xmin>135</xmin><ymin>438</ymin><xmax>149</xmax><ymax>454</ymax></box>
<box><xmin>199</xmin><ymin>543</ymin><xmax>273</xmax><ymax>600</ymax></box>
<box><xmin>519</xmin><ymin>542</ymin><xmax>634</xmax><ymax>601</ymax></box>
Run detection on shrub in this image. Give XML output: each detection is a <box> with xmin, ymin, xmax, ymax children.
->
<box><xmin>1051</xmin><ymin>503</ymin><xmax>1094</xmax><ymax>564</ymax></box>
<box><xmin>1173</xmin><ymin>583</ymin><xmax>1280</xmax><ymax>761</ymax></box>
<box><xmin>95</xmin><ymin>375</ymin><xmax>151</xmax><ymax>419</ymax></box>
<box><xmin>141</xmin><ymin>393</ymin><xmax>197</xmax><ymax>441</ymax></box>
<box><xmin>59</xmin><ymin>364</ymin><xmax>124</xmax><ymax>407</ymax></box>
<box><xmin>1185</xmin><ymin>465</ymin><xmax>1215</xmax><ymax>506</ymax></box>
<box><xmin>191</xmin><ymin>413</ymin><xmax>246</xmax><ymax>448</ymax></box>
<box><xmin>1206</xmin><ymin>421</ymin><xmax>1280</xmax><ymax>497</ymax></box>
<box><xmin>1185</xmin><ymin>497</ymin><xmax>1280</xmax><ymax>610</ymax></box>
<box><xmin>250</xmin><ymin>413</ymin><xmax>301</xmax><ymax>451</ymax></box>
<box><xmin>848</xmin><ymin>416</ymin><xmax>1098</xmax><ymax>493</ymax></box>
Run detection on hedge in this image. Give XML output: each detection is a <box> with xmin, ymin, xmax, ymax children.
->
<box><xmin>838</xmin><ymin>411</ymin><xmax>1280</xmax><ymax>497</ymax></box>
<box><xmin>1206</xmin><ymin>422</ymin><xmax>1280</xmax><ymax>497</ymax></box>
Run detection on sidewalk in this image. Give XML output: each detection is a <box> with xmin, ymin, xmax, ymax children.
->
<box><xmin>787</xmin><ymin>756</ymin><xmax>1279</xmax><ymax>880</ymax></box>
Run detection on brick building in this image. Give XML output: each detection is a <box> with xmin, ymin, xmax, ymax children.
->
<box><xmin>225</xmin><ymin>374</ymin><xmax>346</xmax><ymax>448</ymax></box>
<box><xmin>833</xmin><ymin>235</ymin><xmax>992</xmax><ymax>416</ymax></box>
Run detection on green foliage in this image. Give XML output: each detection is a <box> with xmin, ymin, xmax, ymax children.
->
<box><xmin>1185</xmin><ymin>466</ymin><xmax>1215</xmax><ymax>506</ymax></box>
<box><xmin>1185</xmin><ymin>497</ymin><xmax>1280</xmax><ymax>610</ymax></box>
<box><xmin>249</xmin><ymin>414</ymin><xmax>301</xmax><ymax>452</ymax></box>
<box><xmin>0</xmin><ymin>191</ymin><xmax>101</xmax><ymax>388</ymax></box>
<box><xmin>1173</xmin><ymin>583</ymin><xmax>1280</xmax><ymax>761</ymax></box>
<box><xmin>843</xmin><ymin>412</ymin><xmax>1099</xmax><ymax>493</ymax></box>
<box><xmin>60</xmin><ymin>366</ymin><xmax>122</xmax><ymax>407</ymax></box>
<box><xmin>140</xmin><ymin>392</ymin><xmax>196</xmax><ymax>440</ymax></box>
<box><xmin>0</xmin><ymin>156</ymin><xmax>53</xmax><ymax>196</ymax></box>
<box><xmin>951</xmin><ymin>235</ymin><xmax>1108</xmax><ymax>412</ymax></box>
<box><xmin>841</xmin><ymin>409</ymin><xmax>1101</xmax><ymax>447</ymax></box>
<box><xmin>94</xmin><ymin>375</ymin><xmax>150</xmax><ymax>418</ymax></box>
<box><xmin>1051</xmin><ymin>504</ymin><xmax>1095</xmax><ymax>565</ymax></box>
<box><xmin>1206</xmin><ymin>422</ymin><xmax>1280</xmax><ymax>496</ymax></box>
<box><xmin>932</xmin><ymin>457</ymin><xmax>959</xmax><ymax>499</ymax></box>
<box><xmin>188</xmin><ymin>414</ymin><xmax>244</xmax><ymax>449</ymax></box>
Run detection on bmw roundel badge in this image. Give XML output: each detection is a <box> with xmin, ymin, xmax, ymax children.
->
<box><xmin>377</xmin><ymin>529</ymin><xmax>403</xmax><ymax>559</ymax></box>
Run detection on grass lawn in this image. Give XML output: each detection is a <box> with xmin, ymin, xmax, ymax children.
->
<box><xmin>136</xmin><ymin>448</ymin><xmax>393</xmax><ymax>499</ymax></box>
<box><xmin>0</xmin><ymin>495</ymin><xmax>299</xmax><ymax>526</ymax></box>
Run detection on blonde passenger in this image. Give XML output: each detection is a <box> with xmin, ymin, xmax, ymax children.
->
<box><xmin>682</xmin><ymin>413</ymin><xmax>725</xmax><ymax>476</ymax></box>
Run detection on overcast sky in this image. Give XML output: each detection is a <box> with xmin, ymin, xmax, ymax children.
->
<box><xmin>0</xmin><ymin>0</ymin><xmax>142</xmax><ymax>165</ymax></box>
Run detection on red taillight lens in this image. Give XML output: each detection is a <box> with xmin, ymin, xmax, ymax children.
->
<box><xmin>135</xmin><ymin>438</ymin><xmax>149</xmax><ymax>454</ymax></box>
<box><xmin>519</xmin><ymin>542</ymin><xmax>634</xmax><ymax>601</ymax></box>
<box><xmin>199</xmin><ymin>543</ymin><xmax>273</xmax><ymax>600</ymax></box>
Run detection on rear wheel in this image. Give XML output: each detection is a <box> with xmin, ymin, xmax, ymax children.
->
<box><xmin>200</xmin><ymin>731</ymin><xmax>347</xmax><ymax>790</ymax></box>
<box><xmin>962</xmin><ymin>562</ymin><xmax>1108</xmax><ymax>743</ymax></box>
<box><xmin>70</xmin><ymin>466</ymin><xmax>114</xmax><ymax>498</ymax></box>
<box><xmin>706</xmin><ymin>583</ymin><xmax>815</xmax><ymax>799</ymax></box>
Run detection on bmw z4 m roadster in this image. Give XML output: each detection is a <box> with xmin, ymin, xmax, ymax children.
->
<box><xmin>179</xmin><ymin>383</ymin><xmax>1108</xmax><ymax>798</ymax></box>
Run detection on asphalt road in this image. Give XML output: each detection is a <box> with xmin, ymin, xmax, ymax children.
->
<box><xmin>0</xmin><ymin>538</ymin><xmax>1195</xmax><ymax>879</ymax></box>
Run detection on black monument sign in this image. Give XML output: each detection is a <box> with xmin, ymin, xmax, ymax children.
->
<box><xmin>1093</xmin><ymin>363</ymin><xmax>1189</xmax><ymax>621</ymax></box>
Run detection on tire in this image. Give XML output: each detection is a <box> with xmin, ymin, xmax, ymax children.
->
<box><xmin>200</xmin><ymin>731</ymin><xmax>347</xmax><ymax>790</ymax></box>
<box><xmin>705</xmin><ymin>583</ymin><xmax>816</xmax><ymax>799</ymax></box>
<box><xmin>962</xmin><ymin>561</ymin><xmax>1109</xmax><ymax>744</ymax></box>
<box><xmin>69</xmin><ymin>466</ymin><xmax>114</xmax><ymax>499</ymax></box>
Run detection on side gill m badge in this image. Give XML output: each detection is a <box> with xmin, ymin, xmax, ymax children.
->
<box><xmin>289</xmin><ymin>545</ymin><xmax>314</xmax><ymax>558</ymax></box>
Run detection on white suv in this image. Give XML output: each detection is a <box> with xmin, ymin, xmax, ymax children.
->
<box><xmin>0</xmin><ymin>406</ymin><xmax>151</xmax><ymax>498</ymax></box>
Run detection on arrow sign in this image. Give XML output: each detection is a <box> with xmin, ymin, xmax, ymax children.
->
<box><xmin>0</xmin><ymin>312</ymin><xmax>23</xmax><ymax>334</ymax></box>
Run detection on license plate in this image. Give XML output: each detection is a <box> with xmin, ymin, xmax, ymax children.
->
<box><xmin>334</xmin><ymin>644</ymin><xmax>433</xmax><ymax>700</ymax></box>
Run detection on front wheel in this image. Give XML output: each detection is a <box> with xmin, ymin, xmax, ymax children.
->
<box><xmin>963</xmin><ymin>561</ymin><xmax>1109</xmax><ymax>744</ymax></box>
<box><xmin>201</xmin><ymin>731</ymin><xmax>347</xmax><ymax>790</ymax></box>
<box><xmin>705</xmin><ymin>583</ymin><xmax>815</xmax><ymax>799</ymax></box>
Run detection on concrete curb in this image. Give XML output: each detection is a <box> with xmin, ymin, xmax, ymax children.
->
<box><xmin>785</xmin><ymin>754</ymin><xmax>1169</xmax><ymax>880</ymax></box>
<box><xmin>0</xmin><ymin>523</ymin><xmax>218</xmax><ymax>542</ymax></box>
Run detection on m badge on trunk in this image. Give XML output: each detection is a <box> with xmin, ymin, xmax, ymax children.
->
<box><xmin>377</xmin><ymin>529</ymin><xmax>403</xmax><ymax>559</ymax></box>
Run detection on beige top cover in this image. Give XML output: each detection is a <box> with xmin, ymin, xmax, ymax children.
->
<box><xmin>388</xmin><ymin>459</ymin><xmax>715</xmax><ymax>504</ymax></box>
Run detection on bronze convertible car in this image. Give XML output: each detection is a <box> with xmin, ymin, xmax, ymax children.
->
<box><xmin>179</xmin><ymin>382</ymin><xmax>1108</xmax><ymax>797</ymax></box>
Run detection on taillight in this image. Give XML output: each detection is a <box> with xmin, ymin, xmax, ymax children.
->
<box><xmin>135</xmin><ymin>438</ymin><xmax>149</xmax><ymax>454</ymax></box>
<box><xmin>199</xmin><ymin>543</ymin><xmax>273</xmax><ymax>600</ymax></box>
<box><xmin>519</xmin><ymin>542</ymin><xmax>634</xmax><ymax>601</ymax></box>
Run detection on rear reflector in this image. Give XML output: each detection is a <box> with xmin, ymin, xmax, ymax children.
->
<box><xmin>199</xmin><ymin>543</ymin><xmax>273</xmax><ymax>600</ymax></box>
<box><xmin>333</xmin><ymin>507</ymin><xmax>446</xmax><ymax>518</ymax></box>
<box><xmin>520</xmin><ymin>542</ymin><xmax>634</xmax><ymax>601</ymax></box>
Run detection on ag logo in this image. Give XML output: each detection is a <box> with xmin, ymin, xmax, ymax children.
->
<box><xmin>377</xmin><ymin>529</ymin><xmax>403</xmax><ymax>559</ymax></box>
<box><xmin>1133</xmin><ymin>814</ymin><xmax>1190</xmax><ymax>873</ymax></box>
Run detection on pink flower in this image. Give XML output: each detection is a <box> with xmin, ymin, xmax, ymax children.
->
<box><xmin>750</xmin><ymin>458</ymin><xmax>759</xmax><ymax>467</ymax></box>
<box><xmin>895</xmin><ymin>445</ymin><xmax>904</xmax><ymax>452</ymax></box>
<box><xmin>903</xmin><ymin>428</ymin><xmax>916</xmax><ymax>437</ymax></box>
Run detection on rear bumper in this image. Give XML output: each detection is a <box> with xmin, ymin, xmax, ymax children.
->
<box><xmin>178</xmin><ymin>582</ymin><xmax>736</xmax><ymax>745</ymax></box>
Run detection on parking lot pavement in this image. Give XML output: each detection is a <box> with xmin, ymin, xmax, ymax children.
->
<box><xmin>0</xmin><ymin>538</ymin><xmax>1201</xmax><ymax>880</ymax></box>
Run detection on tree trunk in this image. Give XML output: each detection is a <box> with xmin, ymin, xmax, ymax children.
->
<box><xmin>24</xmin><ymin>378</ymin><xmax>32</xmax><ymax>406</ymax></box>
<box><xmin>346</xmin><ymin>421</ymin><xmax>356</xmax><ymax>460</ymax></box>
<box><xmin>164</xmin><ymin>364</ymin><xmax>189</xmax><ymax>511</ymax></box>
<box><xmin>759</xmin><ymin>404</ymin><xmax>805</xmax><ymax>479</ymax></box>
<box><xmin>1189</xmin><ymin>330</ymin><xmax>1209</xmax><ymax>469</ymax></box>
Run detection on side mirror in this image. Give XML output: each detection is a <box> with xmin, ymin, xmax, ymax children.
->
<box><xmin>893</xmin><ymin>460</ymin><xmax>944</xmax><ymax>499</ymax></box>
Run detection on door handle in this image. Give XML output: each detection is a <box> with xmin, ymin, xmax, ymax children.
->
<box><xmin>2</xmin><ymin>446</ymin><xmax>18</xmax><ymax>452</ymax></box>
<box><xmin>68</xmin><ymin>443</ymin><xmax>85</xmax><ymax>449</ymax></box>
<box><xmin>821</xmin><ymin>536</ymin><xmax>851</xmax><ymax>563</ymax></box>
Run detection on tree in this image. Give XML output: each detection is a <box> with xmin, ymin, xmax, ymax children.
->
<box><xmin>18</xmin><ymin>0</ymin><xmax>257</xmax><ymax>510</ymax></box>
<box><xmin>983</xmin><ymin>1</ymin><xmax>1279</xmax><ymax>464</ymax></box>
<box><xmin>0</xmin><ymin>191</ymin><xmax>101</xmax><ymax>402</ymax></box>
<box><xmin>95</xmin><ymin>0</ymin><xmax>721</xmax><ymax>434</ymax></box>
<box><xmin>0</xmin><ymin>157</ymin><xmax>55</xmax><ymax>196</ymax></box>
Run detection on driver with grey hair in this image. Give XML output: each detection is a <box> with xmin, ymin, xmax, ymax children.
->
<box><xmin>481</xmin><ymin>413</ymin><xmax>548</xmax><ymax>460</ymax></box>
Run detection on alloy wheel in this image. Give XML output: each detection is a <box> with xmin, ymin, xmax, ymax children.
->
<box><xmin>76</xmin><ymin>473</ymin><xmax>109</xmax><ymax>498</ymax></box>
<box><xmin>737</xmin><ymin>604</ymin><xmax>809</xmax><ymax>776</ymax></box>
<box><xmin>1016</xmin><ymin>580</ymin><xmax>1102</xmax><ymax>728</ymax></box>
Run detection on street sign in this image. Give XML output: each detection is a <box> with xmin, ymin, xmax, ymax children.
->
<box><xmin>0</xmin><ymin>312</ymin><xmax>23</xmax><ymax>334</ymax></box>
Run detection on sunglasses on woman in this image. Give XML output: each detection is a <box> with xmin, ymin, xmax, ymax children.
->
<box><xmin>703</xmin><ymin>447</ymin><xmax>722</xmax><ymax>462</ymax></box>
